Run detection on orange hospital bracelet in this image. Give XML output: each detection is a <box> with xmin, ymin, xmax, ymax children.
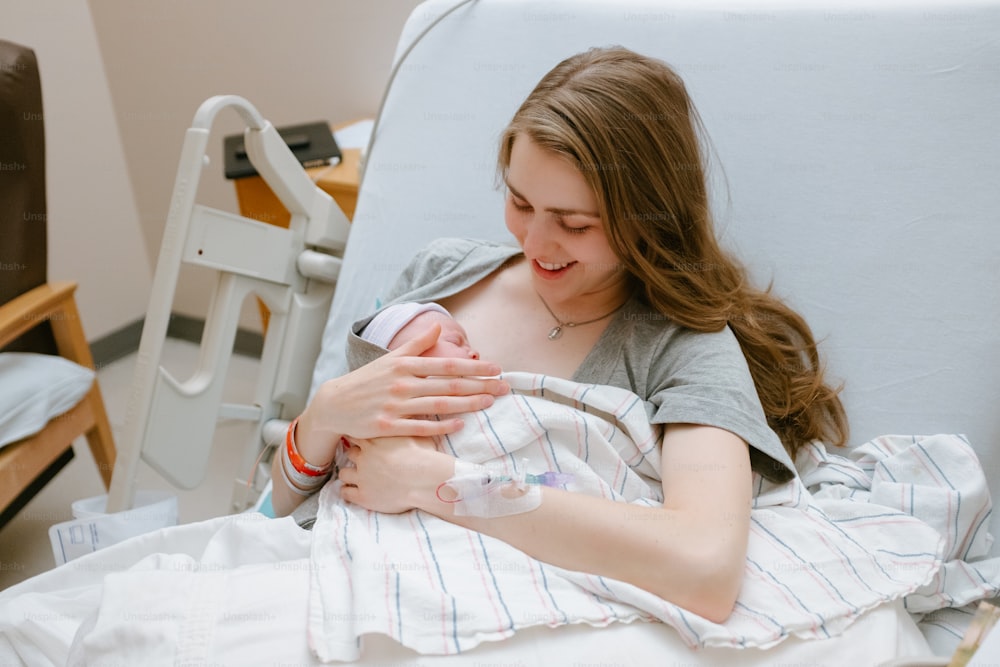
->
<box><xmin>285</xmin><ymin>417</ymin><xmax>333</xmax><ymax>477</ymax></box>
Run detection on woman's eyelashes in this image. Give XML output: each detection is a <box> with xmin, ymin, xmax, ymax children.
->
<box><xmin>510</xmin><ymin>196</ymin><xmax>532</xmax><ymax>212</ymax></box>
<box><xmin>510</xmin><ymin>195</ymin><xmax>590</xmax><ymax>234</ymax></box>
<box><xmin>558</xmin><ymin>218</ymin><xmax>590</xmax><ymax>234</ymax></box>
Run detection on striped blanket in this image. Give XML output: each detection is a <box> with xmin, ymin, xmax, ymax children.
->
<box><xmin>307</xmin><ymin>373</ymin><xmax>992</xmax><ymax>661</ymax></box>
<box><xmin>797</xmin><ymin>434</ymin><xmax>1000</xmax><ymax>625</ymax></box>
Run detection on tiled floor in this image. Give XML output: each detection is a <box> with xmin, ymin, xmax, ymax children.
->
<box><xmin>0</xmin><ymin>338</ymin><xmax>262</xmax><ymax>591</ymax></box>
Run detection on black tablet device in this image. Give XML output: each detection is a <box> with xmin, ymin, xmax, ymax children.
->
<box><xmin>223</xmin><ymin>121</ymin><xmax>342</xmax><ymax>179</ymax></box>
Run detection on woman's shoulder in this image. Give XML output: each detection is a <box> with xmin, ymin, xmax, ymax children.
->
<box><xmin>412</xmin><ymin>237</ymin><xmax>521</xmax><ymax>267</ymax></box>
<box><xmin>386</xmin><ymin>237</ymin><xmax>522</xmax><ymax>303</ymax></box>
<box><xmin>400</xmin><ymin>236</ymin><xmax>521</xmax><ymax>275</ymax></box>
<box><xmin>608</xmin><ymin>302</ymin><xmax>796</xmax><ymax>482</ymax></box>
<box><xmin>618</xmin><ymin>299</ymin><xmax>741</xmax><ymax>357</ymax></box>
<box><xmin>586</xmin><ymin>299</ymin><xmax>744</xmax><ymax>397</ymax></box>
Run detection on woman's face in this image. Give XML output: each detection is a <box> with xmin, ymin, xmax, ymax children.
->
<box><xmin>504</xmin><ymin>135</ymin><xmax>627</xmax><ymax>307</ymax></box>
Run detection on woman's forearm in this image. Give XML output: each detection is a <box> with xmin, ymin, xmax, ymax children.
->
<box><xmin>419</xmin><ymin>486</ymin><xmax>748</xmax><ymax>623</ymax></box>
<box><xmin>270</xmin><ymin>405</ymin><xmax>341</xmax><ymax>517</ymax></box>
<box><xmin>405</xmin><ymin>423</ymin><xmax>753</xmax><ymax>623</ymax></box>
<box><xmin>337</xmin><ymin>425</ymin><xmax>751</xmax><ymax>621</ymax></box>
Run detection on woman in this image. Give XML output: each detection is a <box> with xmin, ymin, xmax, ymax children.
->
<box><xmin>272</xmin><ymin>46</ymin><xmax>847</xmax><ymax>624</ymax></box>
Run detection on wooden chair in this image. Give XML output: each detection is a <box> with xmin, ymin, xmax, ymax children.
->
<box><xmin>0</xmin><ymin>39</ymin><xmax>115</xmax><ymax>529</ymax></box>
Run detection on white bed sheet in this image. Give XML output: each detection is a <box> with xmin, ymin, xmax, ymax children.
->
<box><xmin>0</xmin><ymin>511</ymin><xmax>933</xmax><ymax>666</ymax></box>
<box><xmin>7</xmin><ymin>405</ymin><xmax>982</xmax><ymax>664</ymax></box>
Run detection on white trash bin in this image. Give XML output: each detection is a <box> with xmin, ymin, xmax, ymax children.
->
<box><xmin>48</xmin><ymin>490</ymin><xmax>178</xmax><ymax>565</ymax></box>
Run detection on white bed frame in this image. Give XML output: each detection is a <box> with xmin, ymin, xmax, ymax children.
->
<box><xmin>105</xmin><ymin>95</ymin><xmax>349</xmax><ymax>513</ymax></box>
<box><xmin>108</xmin><ymin>0</ymin><xmax>1000</xmax><ymax>552</ymax></box>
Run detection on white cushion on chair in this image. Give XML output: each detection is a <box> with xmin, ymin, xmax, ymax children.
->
<box><xmin>0</xmin><ymin>352</ymin><xmax>95</xmax><ymax>449</ymax></box>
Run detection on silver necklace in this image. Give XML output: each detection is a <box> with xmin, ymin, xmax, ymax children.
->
<box><xmin>536</xmin><ymin>292</ymin><xmax>627</xmax><ymax>340</ymax></box>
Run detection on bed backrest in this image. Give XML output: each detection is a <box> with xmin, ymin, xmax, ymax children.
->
<box><xmin>314</xmin><ymin>0</ymin><xmax>1000</xmax><ymax>532</ymax></box>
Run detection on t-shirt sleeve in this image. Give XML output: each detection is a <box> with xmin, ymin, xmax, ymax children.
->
<box><xmin>382</xmin><ymin>237</ymin><xmax>489</xmax><ymax>304</ymax></box>
<box><xmin>642</xmin><ymin>324</ymin><xmax>796</xmax><ymax>482</ymax></box>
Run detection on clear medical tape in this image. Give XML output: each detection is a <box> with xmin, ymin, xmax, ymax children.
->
<box><xmin>435</xmin><ymin>459</ymin><xmax>573</xmax><ymax>518</ymax></box>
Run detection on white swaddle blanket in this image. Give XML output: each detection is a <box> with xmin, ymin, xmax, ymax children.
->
<box><xmin>308</xmin><ymin>372</ymin><xmax>949</xmax><ymax>661</ymax></box>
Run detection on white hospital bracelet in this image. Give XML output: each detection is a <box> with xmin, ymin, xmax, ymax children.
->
<box><xmin>280</xmin><ymin>439</ymin><xmax>332</xmax><ymax>496</ymax></box>
<box><xmin>278</xmin><ymin>459</ymin><xmax>316</xmax><ymax>497</ymax></box>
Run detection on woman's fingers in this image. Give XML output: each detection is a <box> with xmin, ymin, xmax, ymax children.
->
<box><xmin>391</xmin><ymin>320</ymin><xmax>443</xmax><ymax>357</ymax></box>
<box><xmin>342</xmin><ymin>441</ymin><xmax>359</xmax><ymax>461</ymax></box>
<box><xmin>405</xmin><ymin>392</ymin><xmax>500</xmax><ymax>417</ymax></box>
<box><xmin>338</xmin><ymin>465</ymin><xmax>359</xmax><ymax>485</ymax></box>
<box><xmin>337</xmin><ymin>435</ymin><xmax>455</xmax><ymax>514</ymax></box>
<box><xmin>386</xmin><ymin>375</ymin><xmax>509</xmax><ymax>401</ymax></box>
<box><xmin>340</xmin><ymin>484</ymin><xmax>357</xmax><ymax>502</ymax></box>
<box><xmin>390</xmin><ymin>329</ymin><xmax>502</xmax><ymax>378</ymax></box>
<box><xmin>304</xmin><ymin>327</ymin><xmax>508</xmax><ymax>444</ymax></box>
<box><xmin>395</xmin><ymin>354</ymin><xmax>503</xmax><ymax>380</ymax></box>
<box><xmin>397</xmin><ymin>417</ymin><xmax>466</xmax><ymax>437</ymax></box>
<box><xmin>370</xmin><ymin>375</ymin><xmax>507</xmax><ymax>434</ymax></box>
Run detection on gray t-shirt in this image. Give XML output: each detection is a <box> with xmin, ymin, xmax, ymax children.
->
<box><xmin>346</xmin><ymin>237</ymin><xmax>795</xmax><ymax>483</ymax></box>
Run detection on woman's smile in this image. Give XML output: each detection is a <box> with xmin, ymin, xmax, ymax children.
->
<box><xmin>532</xmin><ymin>258</ymin><xmax>576</xmax><ymax>280</ymax></box>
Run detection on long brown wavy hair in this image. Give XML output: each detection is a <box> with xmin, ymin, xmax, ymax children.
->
<box><xmin>497</xmin><ymin>46</ymin><xmax>848</xmax><ymax>459</ymax></box>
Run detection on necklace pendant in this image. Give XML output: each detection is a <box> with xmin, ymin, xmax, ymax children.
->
<box><xmin>547</xmin><ymin>325</ymin><xmax>563</xmax><ymax>341</ymax></box>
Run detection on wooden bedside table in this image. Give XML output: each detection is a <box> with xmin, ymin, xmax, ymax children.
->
<box><xmin>231</xmin><ymin>143</ymin><xmax>362</xmax><ymax>227</ymax></box>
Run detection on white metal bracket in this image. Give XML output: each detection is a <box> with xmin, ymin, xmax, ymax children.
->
<box><xmin>107</xmin><ymin>95</ymin><xmax>349</xmax><ymax>513</ymax></box>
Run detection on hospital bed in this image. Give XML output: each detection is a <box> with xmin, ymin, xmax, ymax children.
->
<box><xmin>4</xmin><ymin>0</ymin><xmax>1000</xmax><ymax>665</ymax></box>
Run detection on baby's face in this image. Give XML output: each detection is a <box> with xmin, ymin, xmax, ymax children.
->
<box><xmin>390</xmin><ymin>311</ymin><xmax>479</xmax><ymax>360</ymax></box>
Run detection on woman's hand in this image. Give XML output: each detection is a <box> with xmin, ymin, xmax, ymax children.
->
<box><xmin>309</xmin><ymin>322</ymin><xmax>508</xmax><ymax>441</ymax></box>
<box><xmin>338</xmin><ymin>436</ymin><xmax>455</xmax><ymax>514</ymax></box>
<box><xmin>271</xmin><ymin>323</ymin><xmax>507</xmax><ymax>517</ymax></box>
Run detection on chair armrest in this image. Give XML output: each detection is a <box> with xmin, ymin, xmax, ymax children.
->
<box><xmin>0</xmin><ymin>281</ymin><xmax>95</xmax><ymax>369</ymax></box>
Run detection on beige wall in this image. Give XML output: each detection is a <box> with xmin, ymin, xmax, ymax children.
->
<box><xmin>2</xmin><ymin>0</ymin><xmax>420</xmax><ymax>341</ymax></box>
<box><xmin>3</xmin><ymin>0</ymin><xmax>153</xmax><ymax>342</ymax></box>
<box><xmin>88</xmin><ymin>0</ymin><xmax>424</xmax><ymax>330</ymax></box>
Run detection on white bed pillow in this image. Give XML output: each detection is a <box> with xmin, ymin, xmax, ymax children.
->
<box><xmin>0</xmin><ymin>352</ymin><xmax>96</xmax><ymax>449</ymax></box>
